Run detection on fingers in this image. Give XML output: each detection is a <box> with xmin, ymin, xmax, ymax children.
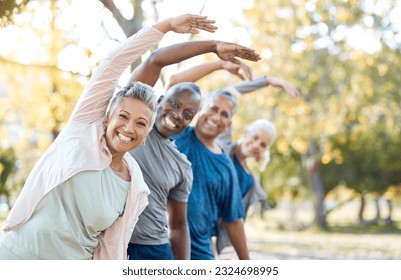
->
<box><xmin>229</xmin><ymin>57</ymin><xmax>241</xmax><ymax>65</ymax></box>
<box><xmin>187</xmin><ymin>15</ymin><xmax>217</xmax><ymax>33</ymax></box>
<box><xmin>169</xmin><ymin>14</ymin><xmax>218</xmax><ymax>34</ymax></box>
<box><xmin>235</xmin><ymin>72</ymin><xmax>245</xmax><ymax>81</ymax></box>
<box><xmin>284</xmin><ymin>85</ymin><xmax>302</xmax><ymax>98</ymax></box>
<box><xmin>241</xmin><ymin>63</ymin><xmax>253</xmax><ymax>80</ymax></box>
<box><xmin>234</xmin><ymin>47</ymin><xmax>261</xmax><ymax>62</ymax></box>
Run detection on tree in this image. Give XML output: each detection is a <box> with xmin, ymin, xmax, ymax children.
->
<box><xmin>0</xmin><ymin>0</ymin><xmax>87</xmax><ymax>198</ymax></box>
<box><xmin>0</xmin><ymin>147</ymin><xmax>17</xmax><ymax>202</ymax></box>
<box><xmin>0</xmin><ymin>0</ymin><xmax>29</xmax><ymax>27</ymax></box>
<box><xmin>321</xmin><ymin>126</ymin><xmax>401</xmax><ymax>225</ymax></box>
<box><xmin>242</xmin><ymin>0</ymin><xmax>401</xmax><ymax>229</ymax></box>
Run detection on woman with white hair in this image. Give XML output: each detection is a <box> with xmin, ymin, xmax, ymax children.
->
<box><xmin>214</xmin><ymin>118</ymin><xmax>277</xmax><ymax>258</ymax></box>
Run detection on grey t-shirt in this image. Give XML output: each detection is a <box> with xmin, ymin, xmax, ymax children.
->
<box><xmin>129</xmin><ymin>129</ymin><xmax>192</xmax><ymax>245</ymax></box>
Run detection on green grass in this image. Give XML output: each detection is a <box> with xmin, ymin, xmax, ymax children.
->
<box><xmin>244</xmin><ymin>199</ymin><xmax>401</xmax><ymax>259</ymax></box>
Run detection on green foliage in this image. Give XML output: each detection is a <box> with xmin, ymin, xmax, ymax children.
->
<box><xmin>320</xmin><ymin>127</ymin><xmax>401</xmax><ymax>195</ymax></box>
<box><xmin>255</xmin><ymin>147</ymin><xmax>308</xmax><ymax>202</ymax></box>
<box><xmin>0</xmin><ymin>147</ymin><xmax>17</xmax><ymax>198</ymax></box>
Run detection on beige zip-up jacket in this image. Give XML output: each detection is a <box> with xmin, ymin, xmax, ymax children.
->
<box><xmin>2</xmin><ymin>25</ymin><xmax>164</xmax><ymax>260</ymax></box>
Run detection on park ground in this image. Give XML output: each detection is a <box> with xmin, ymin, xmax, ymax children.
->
<box><xmin>245</xmin><ymin>198</ymin><xmax>401</xmax><ymax>260</ymax></box>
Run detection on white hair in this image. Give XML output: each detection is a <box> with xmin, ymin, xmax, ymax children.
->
<box><xmin>247</xmin><ymin>119</ymin><xmax>277</xmax><ymax>145</ymax></box>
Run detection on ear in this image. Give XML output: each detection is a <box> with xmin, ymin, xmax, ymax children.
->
<box><xmin>157</xmin><ymin>95</ymin><xmax>164</xmax><ymax>105</ymax></box>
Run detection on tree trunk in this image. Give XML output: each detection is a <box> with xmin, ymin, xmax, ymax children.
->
<box><xmin>303</xmin><ymin>140</ymin><xmax>328</xmax><ymax>230</ymax></box>
<box><xmin>385</xmin><ymin>198</ymin><xmax>393</xmax><ymax>225</ymax></box>
<box><xmin>374</xmin><ymin>196</ymin><xmax>381</xmax><ymax>223</ymax></box>
<box><xmin>357</xmin><ymin>193</ymin><xmax>365</xmax><ymax>225</ymax></box>
<box><xmin>311</xmin><ymin>167</ymin><xmax>327</xmax><ymax>229</ymax></box>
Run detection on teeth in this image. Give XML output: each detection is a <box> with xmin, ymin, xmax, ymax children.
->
<box><xmin>206</xmin><ymin>120</ymin><xmax>218</xmax><ymax>128</ymax></box>
<box><xmin>117</xmin><ymin>132</ymin><xmax>132</xmax><ymax>143</ymax></box>
<box><xmin>165</xmin><ymin>116</ymin><xmax>176</xmax><ymax>128</ymax></box>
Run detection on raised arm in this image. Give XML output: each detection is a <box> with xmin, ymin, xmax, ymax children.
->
<box><xmin>264</xmin><ymin>76</ymin><xmax>301</xmax><ymax>98</ymax></box>
<box><xmin>167</xmin><ymin>60</ymin><xmax>253</xmax><ymax>90</ymax></box>
<box><xmin>129</xmin><ymin>40</ymin><xmax>259</xmax><ymax>88</ymax></box>
<box><xmin>70</xmin><ymin>14</ymin><xmax>217</xmax><ymax>124</ymax></box>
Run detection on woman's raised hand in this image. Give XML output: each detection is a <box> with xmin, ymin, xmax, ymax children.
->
<box><xmin>156</xmin><ymin>14</ymin><xmax>218</xmax><ymax>34</ymax></box>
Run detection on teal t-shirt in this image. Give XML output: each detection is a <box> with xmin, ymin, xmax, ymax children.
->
<box><xmin>0</xmin><ymin>167</ymin><xmax>129</xmax><ymax>259</ymax></box>
<box><xmin>173</xmin><ymin>127</ymin><xmax>244</xmax><ymax>260</ymax></box>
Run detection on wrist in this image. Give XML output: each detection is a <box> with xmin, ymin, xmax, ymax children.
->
<box><xmin>153</xmin><ymin>18</ymin><xmax>172</xmax><ymax>34</ymax></box>
<box><xmin>264</xmin><ymin>76</ymin><xmax>270</xmax><ymax>86</ymax></box>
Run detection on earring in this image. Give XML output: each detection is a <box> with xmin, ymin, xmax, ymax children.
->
<box><xmin>142</xmin><ymin>142</ymin><xmax>146</xmax><ymax>146</ymax></box>
<box><xmin>123</xmin><ymin>126</ymin><xmax>128</xmax><ymax>132</ymax></box>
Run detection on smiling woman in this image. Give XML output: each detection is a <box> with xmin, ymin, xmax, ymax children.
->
<box><xmin>0</xmin><ymin>13</ymin><xmax>218</xmax><ymax>260</ymax></box>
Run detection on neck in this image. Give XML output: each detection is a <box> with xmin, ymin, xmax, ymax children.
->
<box><xmin>234</xmin><ymin>143</ymin><xmax>249</xmax><ymax>170</ymax></box>
<box><xmin>194</xmin><ymin>128</ymin><xmax>221</xmax><ymax>154</ymax></box>
<box><xmin>153</xmin><ymin>124</ymin><xmax>169</xmax><ymax>139</ymax></box>
<box><xmin>110</xmin><ymin>155</ymin><xmax>125</xmax><ymax>171</ymax></box>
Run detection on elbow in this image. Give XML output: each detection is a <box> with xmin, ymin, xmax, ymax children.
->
<box><xmin>166</xmin><ymin>74</ymin><xmax>180</xmax><ymax>90</ymax></box>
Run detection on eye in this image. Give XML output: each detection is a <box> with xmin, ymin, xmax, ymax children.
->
<box><xmin>170</xmin><ymin>100</ymin><xmax>178</xmax><ymax>108</ymax></box>
<box><xmin>183</xmin><ymin>112</ymin><xmax>193</xmax><ymax>121</ymax></box>
<box><xmin>137</xmin><ymin>121</ymin><xmax>147</xmax><ymax>127</ymax></box>
<box><xmin>119</xmin><ymin>114</ymin><xmax>128</xmax><ymax>120</ymax></box>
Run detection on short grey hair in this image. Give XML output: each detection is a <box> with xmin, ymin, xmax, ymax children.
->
<box><xmin>207</xmin><ymin>89</ymin><xmax>238</xmax><ymax>115</ymax></box>
<box><xmin>107</xmin><ymin>81</ymin><xmax>157</xmax><ymax>129</ymax></box>
<box><xmin>166</xmin><ymin>82</ymin><xmax>201</xmax><ymax>98</ymax></box>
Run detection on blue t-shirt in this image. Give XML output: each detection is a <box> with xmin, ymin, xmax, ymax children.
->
<box><xmin>173</xmin><ymin>127</ymin><xmax>244</xmax><ymax>260</ymax></box>
<box><xmin>232</xmin><ymin>154</ymin><xmax>255</xmax><ymax>198</ymax></box>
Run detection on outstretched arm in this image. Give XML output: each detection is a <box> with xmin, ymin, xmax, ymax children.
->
<box><xmin>129</xmin><ymin>40</ymin><xmax>260</xmax><ymax>87</ymax></box>
<box><xmin>264</xmin><ymin>76</ymin><xmax>301</xmax><ymax>98</ymax></box>
<box><xmin>167</xmin><ymin>60</ymin><xmax>253</xmax><ymax>90</ymax></box>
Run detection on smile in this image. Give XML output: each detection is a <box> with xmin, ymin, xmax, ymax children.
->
<box><xmin>117</xmin><ymin>132</ymin><xmax>133</xmax><ymax>143</ymax></box>
<box><xmin>165</xmin><ymin>116</ymin><xmax>178</xmax><ymax>129</ymax></box>
<box><xmin>206</xmin><ymin>119</ymin><xmax>218</xmax><ymax>129</ymax></box>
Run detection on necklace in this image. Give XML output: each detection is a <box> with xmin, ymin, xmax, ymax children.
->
<box><xmin>110</xmin><ymin>166</ymin><xmax>124</xmax><ymax>173</ymax></box>
<box><xmin>110</xmin><ymin>162</ymin><xmax>126</xmax><ymax>174</ymax></box>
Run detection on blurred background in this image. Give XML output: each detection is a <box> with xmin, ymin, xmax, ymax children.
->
<box><xmin>1</xmin><ymin>0</ymin><xmax>401</xmax><ymax>259</ymax></box>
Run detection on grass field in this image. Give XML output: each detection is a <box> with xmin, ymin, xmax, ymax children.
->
<box><xmin>245</xmin><ymin>198</ymin><xmax>401</xmax><ymax>259</ymax></box>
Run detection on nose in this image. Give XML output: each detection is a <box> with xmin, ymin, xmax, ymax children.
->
<box><xmin>210</xmin><ymin>112</ymin><xmax>221</xmax><ymax>123</ymax></box>
<box><xmin>171</xmin><ymin>109</ymin><xmax>183</xmax><ymax>121</ymax></box>
<box><xmin>251</xmin><ymin>142</ymin><xmax>262</xmax><ymax>154</ymax></box>
<box><xmin>123</xmin><ymin>122</ymin><xmax>135</xmax><ymax>134</ymax></box>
